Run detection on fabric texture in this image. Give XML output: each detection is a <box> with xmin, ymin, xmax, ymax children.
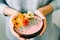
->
<box><xmin>0</xmin><ymin>0</ymin><xmax>60</xmax><ymax>40</ymax></box>
<box><xmin>0</xmin><ymin>0</ymin><xmax>60</xmax><ymax>13</ymax></box>
<box><xmin>52</xmin><ymin>9</ymin><xmax>60</xmax><ymax>29</ymax></box>
<box><xmin>50</xmin><ymin>0</ymin><xmax>60</xmax><ymax>11</ymax></box>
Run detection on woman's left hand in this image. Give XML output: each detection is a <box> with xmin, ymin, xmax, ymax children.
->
<box><xmin>35</xmin><ymin>10</ymin><xmax>47</xmax><ymax>36</ymax></box>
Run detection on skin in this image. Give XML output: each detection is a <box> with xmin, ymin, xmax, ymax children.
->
<box><xmin>37</xmin><ymin>4</ymin><xmax>53</xmax><ymax>36</ymax></box>
<box><xmin>3</xmin><ymin>4</ymin><xmax>53</xmax><ymax>40</ymax></box>
<box><xmin>38</xmin><ymin>4</ymin><xmax>53</xmax><ymax>16</ymax></box>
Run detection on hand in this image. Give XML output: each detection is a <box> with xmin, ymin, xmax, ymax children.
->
<box><xmin>35</xmin><ymin>10</ymin><xmax>46</xmax><ymax>36</ymax></box>
<box><xmin>9</xmin><ymin>16</ymin><xmax>26</xmax><ymax>40</ymax></box>
<box><xmin>9</xmin><ymin>13</ymin><xmax>26</xmax><ymax>40</ymax></box>
<box><xmin>3</xmin><ymin>7</ymin><xmax>20</xmax><ymax>16</ymax></box>
<box><xmin>3</xmin><ymin>6</ymin><xmax>26</xmax><ymax>40</ymax></box>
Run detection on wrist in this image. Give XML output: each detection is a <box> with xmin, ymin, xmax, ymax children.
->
<box><xmin>37</xmin><ymin>4</ymin><xmax>53</xmax><ymax>16</ymax></box>
<box><xmin>0</xmin><ymin>4</ymin><xmax>8</xmax><ymax>15</ymax></box>
<box><xmin>37</xmin><ymin>7</ymin><xmax>47</xmax><ymax>16</ymax></box>
<box><xmin>3</xmin><ymin>6</ymin><xmax>11</xmax><ymax>16</ymax></box>
<box><xmin>3</xmin><ymin>7</ymin><xmax>19</xmax><ymax>16</ymax></box>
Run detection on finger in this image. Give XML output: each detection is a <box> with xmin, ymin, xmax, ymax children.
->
<box><xmin>40</xmin><ymin>18</ymin><xmax>47</xmax><ymax>36</ymax></box>
<box><xmin>10</xmin><ymin>23</ymin><xmax>26</xmax><ymax>40</ymax></box>
<box><xmin>35</xmin><ymin>10</ymin><xmax>45</xmax><ymax>19</ymax></box>
<box><xmin>9</xmin><ymin>16</ymin><xmax>26</xmax><ymax>40</ymax></box>
<box><xmin>9</xmin><ymin>16</ymin><xmax>18</xmax><ymax>37</ymax></box>
<box><xmin>9</xmin><ymin>16</ymin><xmax>18</xmax><ymax>36</ymax></box>
<box><xmin>19</xmin><ymin>37</ymin><xmax>26</xmax><ymax>40</ymax></box>
<box><xmin>35</xmin><ymin>10</ymin><xmax>47</xmax><ymax>36</ymax></box>
<box><xmin>9</xmin><ymin>16</ymin><xmax>14</xmax><ymax>27</ymax></box>
<box><xmin>11</xmin><ymin>11</ymin><xmax>19</xmax><ymax>16</ymax></box>
<box><xmin>9</xmin><ymin>16</ymin><xmax>18</xmax><ymax>26</ymax></box>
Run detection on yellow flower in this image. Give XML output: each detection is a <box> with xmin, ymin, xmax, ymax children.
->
<box><xmin>27</xmin><ymin>11</ymin><xmax>34</xmax><ymax>18</ymax></box>
<box><xmin>18</xmin><ymin>13</ymin><xmax>23</xmax><ymax>19</ymax></box>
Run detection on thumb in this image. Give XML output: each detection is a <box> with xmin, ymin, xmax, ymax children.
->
<box><xmin>35</xmin><ymin>10</ymin><xmax>45</xmax><ymax>19</ymax></box>
<box><xmin>9</xmin><ymin>16</ymin><xmax>26</xmax><ymax>40</ymax></box>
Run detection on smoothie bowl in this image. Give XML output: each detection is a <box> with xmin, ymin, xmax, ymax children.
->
<box><xmin>12</xmin><ymin>11</ymin><xmax>43</xmax><ymax>39</ymax></box>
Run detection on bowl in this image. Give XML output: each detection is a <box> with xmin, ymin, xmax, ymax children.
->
<box><xmin>12</xmin><ymin>14</ymin><xmax>43</xmax><ymax>39</ymax></box>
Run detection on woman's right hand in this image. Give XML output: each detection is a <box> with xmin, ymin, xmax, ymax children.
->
<box><xmin>9</xmin><ymin>10</ymin><xmax>26</xmax><ymax>40</ymax></box>
<box><xmin>3</xmin><ymin>7</ymin><xmax>26</xmax><ymax>40</ymax></box>
<box><xmin>3</xmin><ymin>6</ymin><xmax>20</xmax><ymax>16</ymax></box>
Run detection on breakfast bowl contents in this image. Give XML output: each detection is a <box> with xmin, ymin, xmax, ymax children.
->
<box><xmin>12</xmin><ymin>11</ymin><xmax>43</xmax><ymax>39</ymax></box>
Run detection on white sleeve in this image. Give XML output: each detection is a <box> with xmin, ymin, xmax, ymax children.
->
<box><xmin>52</xmin><ymin>10</ymin><xmax>60</xmax><ymax>29</ymax></box>
<box><xmin>50</xmin><ymin>0</ymin><xmax>60</xmax><ymax>11</ymax></box>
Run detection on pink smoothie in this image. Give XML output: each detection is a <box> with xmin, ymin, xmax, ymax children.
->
<box><xmin>18</xmin><ymin>16</ymin><xmax>43</xmax><ymax>35</ymax></box>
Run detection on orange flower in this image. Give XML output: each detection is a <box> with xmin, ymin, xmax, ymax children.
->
<box><xmin>13</xmin><ymin>13</ymin><xmax>30</xmax><ymax>28</ymax></box>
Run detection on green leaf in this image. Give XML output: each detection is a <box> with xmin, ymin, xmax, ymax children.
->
<box><xmin>19</xmin><ymin>26</ymin><xmax>23</xmax><ymax>28</ymax></box>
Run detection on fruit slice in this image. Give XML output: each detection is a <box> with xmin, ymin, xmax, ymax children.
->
<box><xmin>23</xmin><ymin>19</ymin><xmax>29</xmax><ymax>26</ymax></box>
